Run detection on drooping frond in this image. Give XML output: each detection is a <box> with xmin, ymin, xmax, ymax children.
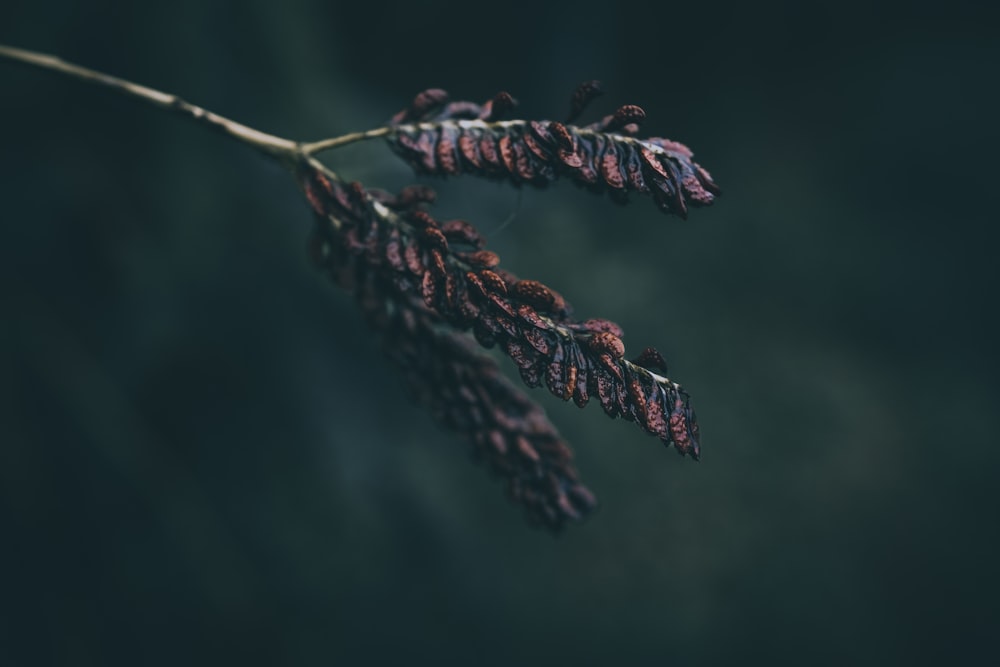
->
<box><xmin>300</xmin><ymin>156</ymin><xmax>700</xmax><ymax>528</ymax></box>
<box><xmin>384</xmin><ymin>83</ymin><xmax>720</xmax><ymax>219</ymax></box>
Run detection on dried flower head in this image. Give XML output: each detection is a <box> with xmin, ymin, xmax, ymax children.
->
<box><xmin>385</xmin><ymin>83</ymin><xmax>721</xmax><ymax>218</ymax></box>
<box><xmin>299</xmin><ymin>146</ymin><xmax>703</xmax><ymax>529</ymax></box>
<box><xmin>0</xmin><ymin>44</ymin><xmax>720</xmax><ymax>532</ymax></box>
<box><xmin>302</xmin><ymin>162</ymin><xmax>600</xmax><ymax>528</ymax></box>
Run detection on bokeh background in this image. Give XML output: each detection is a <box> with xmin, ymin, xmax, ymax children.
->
<box><xmin>2</xmin><ymin>1</ymin><xmax>998</xmax><ymax>665</ymax></box>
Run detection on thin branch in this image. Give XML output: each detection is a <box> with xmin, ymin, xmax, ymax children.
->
<box><xmin>301</xmin><ymin>126</ymin><xmax>393</xmax><ymax>156</ymax></box>
<box><xmin>0</xmin><ymin>43</ymin><xmax>300</xmax><ymax>163</ymax></box>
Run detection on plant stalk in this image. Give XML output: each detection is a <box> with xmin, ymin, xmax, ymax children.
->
<box><xmin>300</xmin><ymin>127</ymin><xmax>393</xmax><ymax>155</ymax></box>
<box><xmin>0</xmin><ymin>43</ymin><xmax>381</xmax><ymax>164</ymax></box>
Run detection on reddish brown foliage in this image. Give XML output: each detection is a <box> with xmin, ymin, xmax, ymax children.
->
<box><xmin>299</xmin><ymin>154</ymin><xmax>702</xmax><ymax>529</ymax></box>
<box><xmin>385</xmin><ymin>84</ymin><xmax>720</xmax><ymax>218</ymax></box>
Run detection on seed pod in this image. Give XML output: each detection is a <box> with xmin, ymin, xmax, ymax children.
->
<box><xmin>549</xmin><ymin>122</ymin><xmax>575</xmax><ymax>152</ymax></box>
<box><xmin>506</xmin><ymin>339</ymin><xmax>537</xmax><ymax>370</ymax></box>
<box><xmin>458</xmin><ymin>131</ymin><xmax>483</xmax><ymax>169</ymax></box>
<box><xmin>511</xmin><ymin>279</ymin><xmax>567</xmax><ymax>316</ymax></box>
<box><xmin>427</xmin><ymin>248</ymin><xmax>447</xmax><ymax>278</ymax></box>
<box><xmin>443</xmin><ymin>271</ymin><xmax>460</xmax><ymax>310</ymax></box>
<box><xmin>440</xmin><ymin>219</ymin><xmax>485</xmax><ymax>248</ymax></box>
<box><xmin>460</xmin><ymin>249</ymin><xmax>500</xmax><ymax>268</ymax></box>
<box><xmin>422</xmin><ymin>225</ymin><xmax>449</xmax><ymax>251</ymax></box>
<box><xmin>498</xmin><ymin>134</ymin><xmax>517</xmax><ymax>177</ymax></box>
<box><xmin>465</xmin><ymin>271</ymin><xmax>487</xmax><ymax>300</ymax></box>
<box><xmin>436</xmin><ymin>124</ymin><xmax>461</xmax><ymax>175</ymax></box>
<box><xmin>481</xmin><ymin>91</ymin><xmax>517</xmax><ymax>121</ymax></box>
<box><xmin>522</xmin><ymin>326</ymin><xmax>554</xmax><ymax>356</ymax></box>
<box><xmin>516</xmin><ymin>304</ymin><xmax>552</xmax><ymax>331</ymax></box>
<box><xmin>478</xmin><ymin>269</ymin><xmax>508</xmax><ymax>296</ymax></box>
<box><xmin>566</xmin><ymin>80</ymin><xmax>604</xmax><ymax>124</ymax></box>
<box><xmin>570</xmin><ymin>318</ymin><xmax>624</xmax><ymax>337</ymax></box>
<box><xmin>596</xmin><ymin>352</ymin><xmax>624</xmax><ymax>383</ymax></box>
<box><xmin>420</xmin><ymin>269</ymin><xmax>438</xmax><ymax>308</ymax></box>
<box><xmin>391</xmin><ymin>88</ymin><xmax>449</xmax><ymax>124</ymax></box>
<box><xmin>588</xmin><ymin>331</ymin><xmax>625</xmax><ymax>359</ymax></box>
<box><xmin>522</xmin><ymin>131</ymin><xmax>551</xmax><ymax>162</ymax></box>
<box><xmin>545</xmin><ymin>358</ymin><xmax>568</xmax><ymax>400</ymax></box>
<box><xmin>591</xmin><ymin>104</ymin><xmax>647</xmax><ymax>133</ymax></box>
<box><xmin>494</xmin><ymin>312</ymin><xmax>520</xmax><ymax>337</ymax></box>
<box><xmin>594</xmin><ymin>370</ymin><xmax>618</xmax><ymax>417</ymax></box>
<box><xmin>487</xmin><ymin>429</ymin><xmax>507</xmax><ymax>456</ymax></box>
<box><xmin>626</xmin><ymin>372</ymin><xmax>649</xmax><ymax>427</ymax></box>
<box><xmin>669</xmin><ymin>401</ymin><xmax>693</xmax><ymax>456</ymax></box>
<box><xmin>495</xmin><ymin>269</ymin><xmax>520</xmax><ymax>288</ymax></box>
<box><xmin>303</xmin><ymin>177</ymin><xmax>330</xmax><ymax>216</ymax></box>
<box><xmin>568</xmin><ymin>343</ymin><xmax>591</xmax><ymax>408</ymax></box>
<box><xmin>395</xmin><ymin>184</ymin><xmax>437</xmax><ymax>207</ymax></box>
<box><xmin>486</xmin><ymin>290</ymin><xmax>517</xmax><ymax>318</ymax></box>
<box><xmin>519</xmin><ymin>364</ymin><xmax>542</xmax><ymax>388</ymax></box>
<box><xmin>644</xmin><ymin>386</ymin><xmax>669</xmax><ymax>440</ymax></box>
<box><xmin>479</xmin><ymin>132</ymin><xmax>502</xmax><ymax>170</ymax></box>
<box><xmin>633</xmin><ymin>346</ymin><xmax>669</xmax><ymax>374</ymax></box>
<box><xmin>515</xmin><ymin>435</ymin><xmax>541</xmax><ymax>464</ymax></box>
<box><xmin>563</xmin><ymin>364</ymin><xmax>578</xmax><ymax>402</ymax></box>
<box><xmin>384</xmin><ymin>228</ymin><xmax>405</xmax><ymax>272</ymax></box>
<box><xmin>404</xmin><ymin>242</ymin><xmax>425</xmax><ymax>275</ymax></box>
<box><xmin>600</xmin><ymin>141</ymin><xmax>628</xmax><ymax>190</ymax></box>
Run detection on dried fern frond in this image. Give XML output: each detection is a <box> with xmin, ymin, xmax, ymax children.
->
<box><xmin>302</xmin><ymin>162</ymin><xmax>700</xmax><ymax>458</ymax></box>
<box><xmin>303</xmin><ymin>163</ymin><xmax>597</xmax><ymax>528</ymax></box>
<box><xmin>0</xmin><ymin>44</ymin><xmax>718</xmax><ymax>531</ymax></box>
<box><xmin>365</xmin><ymin>279</ymin><xmax>597</xmax><ymax>530</ymax></box>
<box><xmin>300</xmin><ymin>154</ymin><xmax>700</xmax><ymax>527</ymax></box>
<box><xmin>384</xmin><ymin>83</ymin><xmax>721</xmax><ymax>218</ymax></box>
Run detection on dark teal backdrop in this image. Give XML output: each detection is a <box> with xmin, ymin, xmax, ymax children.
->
<box><xmin>1</xmin><ymin>1</ymin><xmax>997</xmax><ymax>665</ymax></box>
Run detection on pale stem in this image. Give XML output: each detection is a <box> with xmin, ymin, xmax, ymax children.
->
<box><xmin>299</xmin><ymin>126</ymin><xmax>393</xmax><ymax>155</ymax></box>
<box><xmin>0</xmin><ymin>44</ymin><xmax>385</xmax><ymax>165</ymax></box>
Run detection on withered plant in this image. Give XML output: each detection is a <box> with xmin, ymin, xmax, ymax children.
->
<box><xmin>1</xmin><ymin>45</ymin><xmax>720</xmax><ymax>531</ymax></box>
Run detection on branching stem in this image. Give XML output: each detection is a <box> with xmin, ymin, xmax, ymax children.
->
<box><xmin>301</xmin><ymin>127</ymin><xmax>393</xmax><ymax>155</ymax></box>
<box><xmin>0</xmin><ymin>43</ymin><xmax>383</xmax><ymax>167</ymax></box>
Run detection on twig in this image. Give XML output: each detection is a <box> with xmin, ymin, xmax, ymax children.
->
<box><xmin>301</xmin><ymin>126</ymin><xmax>393</xmax><ymax>156</ymax></box>
<box><xmin>0</xmin><ymin>43</ymin><xmax>368</xmax><ymax>166</ymax></box>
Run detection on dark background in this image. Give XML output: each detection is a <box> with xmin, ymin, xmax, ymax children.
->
<box><xmin>1</xmin><ymin>1</ymin><xmax>998</xmax><ymax>665</ymax></box>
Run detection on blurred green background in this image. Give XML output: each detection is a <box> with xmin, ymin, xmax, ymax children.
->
<box><xmin>1</xmin><ymin>1</ymin><xmax>997</xmax><ymax>665</ymax></box>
